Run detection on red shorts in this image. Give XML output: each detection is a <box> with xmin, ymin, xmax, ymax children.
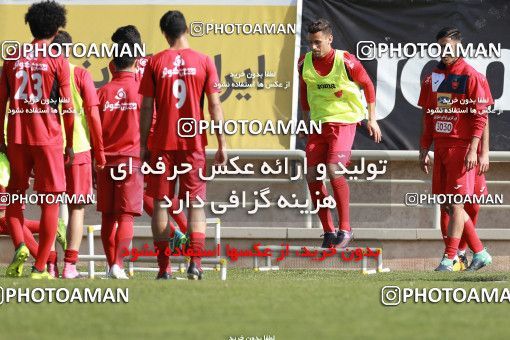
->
<box><xmin>146</xmin><ymin>150</ymin><xmax>206</xmax><ymax>201</ymax></box>
<box><xmin>96</xmin><ymin>165</ymin><xmax>143</xmax><ymax>215</ymax></box>
<box><xmin>432</xmin><ymin>146</ymin><xmax>476</xmax><ymax>196</ymax></box>
<box><xmin>6</xmin><ymin>143</ymin><xmax>66</xmax><ymax>193</ymax></box>
<box><xmin>65</xmin><ymin>151</ymin><xmax>92</xmax><ymax>201</ymax></box>
<box><xmin>305</xmin><ymin>122</ymin><xmax>357</xmax><ymax>167</ymax></box>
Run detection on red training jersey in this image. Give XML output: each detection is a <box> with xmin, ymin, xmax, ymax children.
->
<box><xmin>97</xmin><ymin>72</ymin><xmax>141</xmax><ymax>164</ymax></box>
<box><xmin>418</xmin><ymin>58</ymin><xmax>491</xmax><ymax>149</ymax></box>
<box><xmin>0</xmin><ymin>40</ymin><xmax>74</xmax><ymax>146</ymax></box>
<box><xmin>139</xmin><ymin>48</ymin><xmax>220</xmax><ymax>151</ymax></box>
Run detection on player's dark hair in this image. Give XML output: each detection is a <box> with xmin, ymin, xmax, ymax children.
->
<box><xmin>113</xmin><ymin>40</ymin><xmax>137</xmax><ymax>70</ymax></box>
<box><xmin>52</xmin><ymin>30</ymin><xmax>72</xmax><ymax>45</ymax></box>
<box><xmin>436</xmin><ymin>27</ymin><xmax>462</xmax><ymax>41</ymax></box>
<box><xmin>25</xmin><ymin>0</ymin><xmax>67</xmax><ymax>39</ymax></box>
<box><xmin>159</xmin><ymin>10</ymin><xmax>187</xmax><ymax>42</ymax></box>
<box><xmin>308</xmin><ymin>18</ymin><xmax>332</xmax><ymax>36</ymax></box>
<box><xmin>111</xmin><ymin>25</ymin><xmax>142</xmax><ymax>45</ymax></box>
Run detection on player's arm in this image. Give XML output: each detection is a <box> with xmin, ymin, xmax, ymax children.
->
<box><xmin>206</xmin><ymin>92</ymin><xmax>227</xmax><ymax>166</ymax></box>
<box><xmin>57</xmin><ymin>59</ymin><xmax>75</xmax><ymax>165</ymax></box>
<box><xmin>138</xmin><ymin>57</ymin><xmax>156</xmax><ymax>162</ymax></box>
<box><xmin>204</xmin><ymin>55</ymin><xmax>227</xmax><ymax>165</ymax></box>
<box><xmin>79</xmin><ymin>69</ymin><xmax>105</xmax><ymax>170</ymax></box>
<box><xmin>465</xmin><ymin>74</ymin><xmax>489</xmax><ymax>171</ymax></box>
<box><xmin>84</xmin><ymin>105</ymin><xmax>105</xmax><ymax>169</ymax></box>
<box><xmin>297</xmin><ymin>56</ymin><xmax>310</xmax><ymax>139</ymax></box>
<box><xmin>419</xmin><ymin>109</ymin><xmax>433</xmax><ymax>174</ymax></box>
<box><xmin>345</xmin><ymin>52</ymin><xmax>381</xmax><ymax>143</ymax></box>
<box><xmin>140</xmin><ymin>96</ymin><xmax>154</xmax><ymax>162</ymax></box>
<box><xmin>478</xmin><ymin>119</ymin><xmax>489</xmax><ymax>175</ymax></box>
<box><xmin>418</xmin><ymin>77</ymin><xmax>433</xmax><ymax>174</ymax></box>
<box><xmin>0</xmin><ymin>65</ymin><xmax>9</xmax><ymax>154</ymax></box>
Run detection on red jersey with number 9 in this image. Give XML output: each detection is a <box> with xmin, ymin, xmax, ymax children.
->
<box><xmin>0</xmin><ymin>40</ymin><xmax>73</xmax><ymax>146</ymax></box>
<box><xmin>139</xmin><ymin>48</ymin><xmax>219</xmax><ymax>151</ymax></box>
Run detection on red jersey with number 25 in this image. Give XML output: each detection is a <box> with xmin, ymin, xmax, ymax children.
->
<box><xmin>139</xmin><ymin>48</ymin><xmax>219</xmax><ymax>151</ymax></box>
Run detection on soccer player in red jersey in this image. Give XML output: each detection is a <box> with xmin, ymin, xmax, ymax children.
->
<box><xmin>298</xmin><ymin>19</ymin><xmax>382</xmax><ymax>248</ymax></box>
<box><xmin>140</xmin><ymin>11</ymin><xmax>227</xmax><ymax>280</ymax></box>
<box><xmin>49</xmin><ymin>31</ymin><xmax>106</xmax><ymax>278</ymax></box>
<box><xmin>0</xmin><ymin>1</ymin><xmax>75</xmax><ymax>279</ymax></box>
<box><xmin>418</xmin><ymin>27</ymin><xmax>492</xmax><ymax>271</ymax></box>
<box><xmin>439</xmin><ymin>122</ymin><xmax>490</xmax><ymax>270</ymax></box>
<box><xmin>109</xmin><ymin>26</ymin><xmax>188</xmax><ymax>276</ymax></box>
<box><xmin>97</xmin><ymin>41</ymin><xmax>143</xmax><ymax>280</ymax></box>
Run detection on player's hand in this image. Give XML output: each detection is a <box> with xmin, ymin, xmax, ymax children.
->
<box><xmin>419</xmin><ymin>149</ymin><xmax>430</xmax><ymax>174</ymax></box>
<box><xmin>465</xmin><ymin>148</ymin><xmax>478</xmax><ymax>171</ymax></box>
<box><xmin>94</xmin><ymin>160</ymin><xmax>106</xmax><ymax>171</ymax></box>
<box><xmin>214</xmin><ymin>147</ymin><xmax>227</xmax><ymax>166</ymax></box>
<box><xmin>64</xmin><ymin>146</ymin><xmax>74</xmax><ymax>167</ymax></box>
<box><xmin>478</xmin><ymin>152</ymin><xmax>489</xmax><ymax>175</ymax></box>
<box><xmin>367</xmin><ymin>119</ymin><xmax>382</xmax><ymax>143</ymax></box>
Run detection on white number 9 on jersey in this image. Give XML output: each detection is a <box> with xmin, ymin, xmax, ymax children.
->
<box><xmin>172</xmin><ymin>79</ymin><xmax>187</xmax><ymax>109</ymax></box>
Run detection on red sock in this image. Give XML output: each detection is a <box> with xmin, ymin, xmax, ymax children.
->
<box><xmin>24</xmin><ymin>219</ymin><xmax>40</xmax><ymax>233</ymax></box>
<box><xmin>6</xmin><ymin>202</ymin><xmax>25</xmax><ymax>248</ymax></box>
<box><xmin>22</xmin><ymin>226</ymin><xmax>39</xmax><ymax>258</ymax></box>
<box><xmin>154</xmin><ymin>240</ymin><xmax>171</xmax><ymax>275</ymax></box>
<box><xmin>115</xmin><ymin>214</ymin><xmax>134</xmax><ymax>267</ymax></box>
<box><xmin>307</xmin><ymin>181</ymin><xmax>334</xmax><ymax>233</ymax></box>
<box><xmin>440</xmin><ymin>209</ymin><xmax>449</xmax><ymax>247</ymax></box>
<box><xmin>47</xmin><ymin>250</ymin><xmax>57</xmax><ymax>265</ymax></box>
<box><xmin>168</xmin><ymin>197</ymin><xmax>187</xmax><ymax>233</ymax></box>
<box><xmin>190</xmin><ymin>232</ymin><xmax>205</xmax><ymax>268</ymax></box>
<box><xmin>169</xmin><ymin>222</ymin><xmax>176</xmax><ymax>238</ymax></box>
<box><xmin>100</xmin><ymin>213</ymin><xmax>117</xmax><ymax>267</ymax></box>
<box><xmin>445</xmin><ymin>237</ymin><xmax>461</xmax><ymax>260</ymax></box>
<box><xmin>462</xmin><ymin>217</ymin><xmax>484</xmax><ymax>253</ymax></box>
<box><xmin>34</xmin><ymin>202</ymin><xmax>59</xmax><ymax>272</ymax></box>
<box><xmin>64</xmin><ymin>249</ymin><xmax>79</xmax><ymax>264</ymax></box>
<box><xmin>460</xmin><ymin>204</ymin><xmax>481</xmax><ymax>251</ymax></box>
<box><xmin>143</xmin><ymin>193</ymin><xmax>154</xmax><ymax>216</ymax></box>
<box><xmin>330</xmin><ymin>176</ymin><xmax>351</xmax><ymax>231</ymax></box>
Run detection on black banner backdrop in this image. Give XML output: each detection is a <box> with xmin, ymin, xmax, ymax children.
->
<box><xmin>298</xmin><ymin>0</ymin><xmax>510</xmax><ymax>150</ymax></box>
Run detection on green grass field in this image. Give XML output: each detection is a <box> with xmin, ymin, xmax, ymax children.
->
<box><xmin>1</xmin><ymin>267</ymin><xmax>509</xmax><ymax>340</ymax></box>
